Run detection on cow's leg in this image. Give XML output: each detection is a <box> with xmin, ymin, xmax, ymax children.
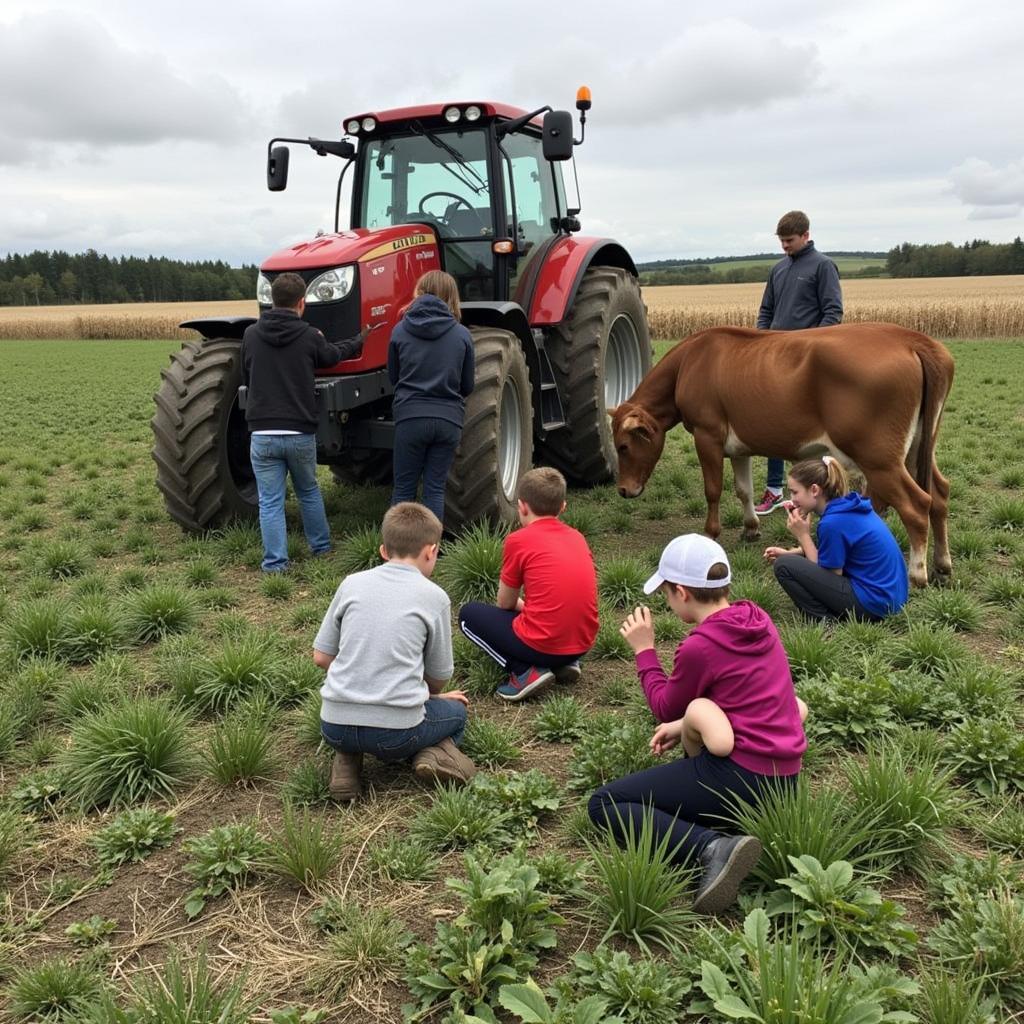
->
<box><xmin>863</xmin><ymin>465</ymin><xmax>932</xmax><ymax>587</ymax></box>
<box><xmin>929</xmin><ymin>459</ymin><xmax>952</xmax><ymax>577</ymax></box>
<box><xmin>730</xmin><ymin>455</ymin><xmax>760</xmax><ymax>541</ymax></box>
<box><xmin>694</xmin><ymin>430</ymin><xmax>725</xmax><ymax>540</ymax></box>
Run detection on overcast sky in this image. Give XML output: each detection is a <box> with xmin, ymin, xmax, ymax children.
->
<box><xmin>2</xmin><ymin>0</ymin><xmax>1022</xmax><ymax>268</ymax></box>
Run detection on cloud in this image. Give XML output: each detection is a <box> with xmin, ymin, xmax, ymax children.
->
<box><xmin>0</xmin><ymin>11</ymin><xmax>250</xmax><ymax>157</ymax></box>
<box><xmin>948</xmin><ymin>157</ymin><xmax>1024</xmax><ymax>218</ymax></box>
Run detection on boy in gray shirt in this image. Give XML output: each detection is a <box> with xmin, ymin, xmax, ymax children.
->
<box><xmin>313</xmin><ymin>502</ymin><xmax>475</xmax><ymax>801</ymax></box>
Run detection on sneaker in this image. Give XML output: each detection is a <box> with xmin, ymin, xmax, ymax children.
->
<box><xmin>412</xmin><ymin>737</ymin><xmax>477</xmax><ymax>786</ymax></box>
<box><xmin>754</xmin><ymin>489</ymin><xmax>784</xmax><ymax>516</ymax></box>
<box><xmin>554</xmin><ymin>660</ymin><xmax>582</xmax><ymax>685</ymax></box>
<box><xmin>692</xmin><ymin>834</ymin><xmax>763</xmax><ymax>915</ymax></box>
<box><xmin>497</xmin><ymin>666</ymin><xmax>556</xmax><ymax>702</ymax></box>
<box><xmin>328</xmin><ymin>751</ymin><xmax>363</xmax><ymax>803</ymax></box>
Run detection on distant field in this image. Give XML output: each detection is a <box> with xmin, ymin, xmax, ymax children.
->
<box><xmin>648</xmin><ymin>255</ymin><xmax>886</xmax><ymax>276</ymax></box>
<box><xmin>644</xmin><ymin>274</ymin><xmax>1024</xmax><ymax>339</ymax></box>
<box><xmin>1</xmin><ymin>275</ymin><xmax>1023</xmax><ymax>340</ymax></box>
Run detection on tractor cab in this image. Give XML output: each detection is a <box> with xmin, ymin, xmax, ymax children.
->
<box><xmin>345</xmin><ymin>102</ymin><xmax>573</xmax><ymax>304</ymax></box>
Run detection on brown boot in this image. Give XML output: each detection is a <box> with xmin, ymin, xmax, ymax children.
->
<box><xmin>329</xmin><ymin>751</ymin><xmax>363</xmax><ymax>802</ymax></box>
<box><xmin>412</xmin><ymin>738</ymin><xmax>477</xmax><ymax>786</ymax></box>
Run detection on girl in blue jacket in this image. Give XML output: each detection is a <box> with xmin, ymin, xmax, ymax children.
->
<box><xmin>387</xmin><ymin>271</ymin><xmax>475</xmax><ymax>523</ymax></box>
<box><xmin>764</xmin><ymin>456</ymin><xmax>909</xmax><ymax>621</ymax></box>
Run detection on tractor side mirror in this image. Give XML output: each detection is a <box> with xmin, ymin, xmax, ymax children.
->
<box><xmin>542</xmin><ymin>110</ymin><xmax>575</xmax><ymax>161</ymax></box>
<box><xmin>267</xmin><ymin>145</ymin><xmax>290</xmax><ymax>192</ymax></box>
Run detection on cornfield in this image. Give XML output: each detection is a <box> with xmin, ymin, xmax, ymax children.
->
<box><xmin>643</xmin><ymin>275</ymin><xmax>1024</xmax><ymax>339</ymax></box>
<box><xmin>1</xmin><ymin>276</ymin><xmax>1022</xmax><ymax>340</ymax></box>
<box><xmin>0</xmin><ymin>300</ymin><xmax>256</xmax><ymax>341</ymax></box>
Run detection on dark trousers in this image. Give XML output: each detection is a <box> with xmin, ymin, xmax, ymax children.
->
<box><xmin>588</xmin><ymin>752</ymin><xmax>796</xmax><ymax>863</ymax></box>
<box><xmin>766</xmin><ymin>457</ymin><xmax>785</xmax><ymax>491</ymax></box>
<box><xmin>773</xmin><ymin>554</ymin><xmax>880</xmax><ymax>622</ymax></box>
<box><xmin>391</xmin><ymin>417</ymin><xmax>462</xmax><ymax>523</ymax></box>
<box><xmin>459</xmin><ymin>602</ymin><xmax>585</xmax><ymax>677</ymax></box>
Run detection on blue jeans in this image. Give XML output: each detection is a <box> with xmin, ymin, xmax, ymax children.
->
<box><xmin>391</xmin><ymin>417</ymin><xmax>462</xmax><ymax>523</ymax></box>
<box><xmin>766</xmin><ymin>458</ymin><xmax>785</xmax><ymax>491</ymax></box>
<box><xmin>320</xmin><ymin>697</ymin><xmax>467</xmax><ymax>762</ymax></box>
<box><xmin>250</xmin><ymin>433</ymin><xmax>331</xmax><ymax>572</ymax></box>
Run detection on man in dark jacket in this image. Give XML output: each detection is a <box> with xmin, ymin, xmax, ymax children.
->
<box><xmin>754</xmin><ymin>211</ymin><xmax>844</xmax><ymax>515</ymax></box>
<box><xmin>241</xmin><ymin>271</ymin><xmax>368</xmax><ymax>572</ymax></box>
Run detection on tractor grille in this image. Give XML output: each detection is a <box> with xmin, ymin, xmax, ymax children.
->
<box><xmin>260</xmin><ymin>269</ymin><xmax>361</xmax><ymax>345</ymax></box>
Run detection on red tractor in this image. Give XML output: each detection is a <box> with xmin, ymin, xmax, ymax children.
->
<box><xmin>152</xmin><ymin>90</ymin><xmax>651</xmax><ymax>532</ymax></box>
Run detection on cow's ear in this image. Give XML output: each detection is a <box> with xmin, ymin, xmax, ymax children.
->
<box><xmin>621</xmin><ymin>414</ymin><xmax>642</xmax><ymax>432</ymax></box>
<box><xmin>632</xmin><ymin>424</ymin><xmax>653</xmax><ymax>443</ymax></box>
<box><xmin>607</xmin><ymin>404</ymin><xmax>619</xmax><ymax>419</ymax></box>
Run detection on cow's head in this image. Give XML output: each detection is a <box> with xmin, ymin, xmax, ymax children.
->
<box><xmin>609</xmin><ymin>402</ymin><xmax>667</xmax><ymax>497</ymax></box>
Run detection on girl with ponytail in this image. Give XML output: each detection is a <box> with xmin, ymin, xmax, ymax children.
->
<box><xmin>763</xmin><ymin>455</ymin><xmax>908</xmax><ymax>621</ymax></box>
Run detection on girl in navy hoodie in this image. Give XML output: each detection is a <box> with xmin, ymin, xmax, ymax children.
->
<box><xmin>387</xmin><ymin>271</ymin><xmax>475</xmax><ymax>523</ymax></box>
<box><xmin>765</xmin><ymin>456</ymin><xmax>909</xmax><ymax>621</ymax></box>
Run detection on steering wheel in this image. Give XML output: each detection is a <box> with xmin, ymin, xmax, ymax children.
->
<box><xmin>417</xmin><ymin>191</ymin><xmax>482</xmax><ymax>231</ymax></box>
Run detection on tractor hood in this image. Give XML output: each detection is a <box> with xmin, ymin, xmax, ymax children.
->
<box><xmin>261</xmin><ymin>225</ymin><xmax>435</xmax><ymax>272</ymax></box>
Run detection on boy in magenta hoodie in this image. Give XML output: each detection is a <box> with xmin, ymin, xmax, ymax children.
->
<box><xmin>588</xmin><ymin>534</ymin><xmax>807</xmax><ymax>915</ymax></box>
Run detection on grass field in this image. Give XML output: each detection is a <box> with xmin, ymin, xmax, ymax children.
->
<box><xmin>645</xmin><ymin>255</ymin><xmax>886</xmax><ymax>276</ymax></box>
<box><xmin>1</xmin><ymin>336</ymin><xmax>1024</xmax><ymax>1021</ymax></box>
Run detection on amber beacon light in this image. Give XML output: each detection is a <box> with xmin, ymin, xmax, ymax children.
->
<box><xmin>576</xmin><ymin>86</ymin><xmax>592</xmax><ymax>111</ymax></box>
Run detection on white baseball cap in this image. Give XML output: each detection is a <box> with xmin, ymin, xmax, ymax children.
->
<box><xmin>643</xmin><ymin>534</ymin><xmax>732</xmax><ymax>594</ymax></box>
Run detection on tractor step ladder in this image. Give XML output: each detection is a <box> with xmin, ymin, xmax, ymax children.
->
<box><xmin>536</xmin><ymin>346</ymin><xmax>566</xmax><ymax>432</ymax></box>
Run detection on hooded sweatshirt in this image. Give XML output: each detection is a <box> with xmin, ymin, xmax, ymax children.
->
<box><xmin>756</xmin><ymin>241</ymin><xmax>843</xmax><ymax>330</ymax></box>
<box><xmin>387</xmin><ymin>294</ymin><xmax>475</xmax><ymax>427</ymax></box>
<box><xmin>241</xmin><ymin>308</ymin><xmax>365</xmax><ymax>433</ymax></box>
<box><xmin>637</xmin><ymin>600</ymin><xmax>806</xmax><ymax>776</ymax></box>
<box><xmin>817</xmin><ymin>492</ymin><xmax>909</xmax><ymax>617</ymax></box>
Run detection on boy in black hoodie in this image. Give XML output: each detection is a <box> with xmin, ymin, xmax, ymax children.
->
<box><xmin>387</xmin><ymin>270</ymin><xmax>475</xmax><ymax>523</ymax></box>
<box><xmin>241</xmin><ymin>272</ymin><xmax>369</xmax><ymax>572</ymax></box>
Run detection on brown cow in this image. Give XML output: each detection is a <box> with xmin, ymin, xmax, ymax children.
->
<box><xmin>610</xmin><ymin>323</ymin><xmax>954</xmax><ymax>587</ymax></box>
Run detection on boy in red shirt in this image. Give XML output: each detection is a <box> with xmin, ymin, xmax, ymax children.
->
<box><xmin>458</xmin><ymin>468</ymin><xmax>598</xmax><ymax>702</ymax></box>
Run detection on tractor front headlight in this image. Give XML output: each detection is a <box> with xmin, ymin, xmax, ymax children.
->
<box><xmin>256</xmin><ymin>273</ymin><xmax>273</xmax><ymax>305</ymax></box>
<box><xmin>305</xmin><ymin>265</ymin><xmax>355</xmax><ymax>304</ymax></box>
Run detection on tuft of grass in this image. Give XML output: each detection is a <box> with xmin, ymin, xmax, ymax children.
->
<box><xmin>8</xmin><ymin>956</ymin><xmax>104</xmax><ymax>1021</ymax></box>
<box><xmin>280</xmin><ymin>757</ymin><xmax>332</xmax><ymax>805</ymax></box>
<box><xmin>260</xmin><ymin>573</ymin><xmax>294</xmax><ymax>601</ymax></box>
<box><xmin>35</xmin><ymin>539</ymin><xmax>92</xmax><ymax>580</ymax></box>
<box><xmin>980</xmin><ymin>798</ymin><xmax>1024</xmax><ymax>855</ymax></box>
<box><xmin>460</xmin><ymin>718</ymin><xmax>522</xmax><ymax>767</ymax></box>
<box><xmin>412</xmin><ymin>784</ymin><xmax>513</xmax><ymax>851</ymax></box>
<box><xmin>264</xmin><ymin>805</ymin><xmax>343</xmax><ymax>890</ymax></box>
<box><xmin>890</xmin><ymin>621</ymin><xmax>968</xmax><ymax>676</ymax></box>
<box><xmin>589</xmin><ymin>608</ymin><xmax>633</xmax><ymax>661</ymax></box>
<box><xmin>182</xmin><ymin>559</ymin><xmax>218</xmax><ymax>588</ymax></box>
<box><xmin>598</xmin><ymin>557</ymin><xmax>649</xmax><ymax>609</ymax></box>
<box><xmin>987</xmin><ymin>495</ymin><xmax>1024</xmax><ymax>532</ymax></box>
<box><xmin>436</xmin><ymin>521</ymin><xmax>505</xmax><ymax>605</ymax></box>
<box><xmin>844</xmin><ymin>741</ymin><xmax>957</xmax><ymax>875</ymax></box>
<box><xmin>336</xmin><ymin>525</ymin><xmax>383</xmax><ymax>575</ymax></box>
<box><xmin>779</xmin><ymin>622</ymin><xmax>833</xmax><ymax>680</ymax></box>
<box><xmin>311</xmin><ymin>903</ymin><xmax>411</xmax><ymax>996</ymax></box>
<box><xmin>204</xmin><ymin>714</ymin><xmax>276</xmax><ymax>786</ymax></box>
<box><xmin>61</xmin><ymin>696</ymin><xmax>195</xmax><ymax>808</ymax></box>
<box><xmin>123</xmin><ymin>584</ymin><xmax>198</xmax><ymax>644</ymax></box>
<box><xmin>193</xmin><ymin>633</ymin><xmax>282</xmax><ymax>712</ymax></box>
<box><xmin>915</xmin><ymin>968</ymin><xmax>997</xmax><ymax>1024</ymax></box>
<box><xmin>451</xmin><ymin>632</ymin><xmax>507</xmax><ymax>696</ymax></box>
<box><xmin>912</xmin><ymin>586</ymin><xmax>984</xmax><ymax>632</ymax></box>
<box><xmin>2</xmin><ymin>597</ymin><xmax>72</xmax><ymax>661</ymax></box>
<box><xmin>64</xmin><ymin>599</ymin><xmax>130</xmax><ymax>664</ymax></box>
<box><xmin>532</xmin><ymin>694</ymin><xmax>586</xmax><ymax>742</ymax></box>
<box><xmin>368</xmin><ymin>834</ymin><xmax>437</xmax><ymax>882</ymax></box>
<box><xmin>586</xmin><ymin>807</ymin><xmax>697</xmax><ymax>951</ymax></box>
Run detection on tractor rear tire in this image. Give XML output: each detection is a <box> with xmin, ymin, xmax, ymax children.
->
<box><xmin>536</xmin><ymin>266</ymin><xmax>651</xmax><ymax>485</ymax></box>
<box><xmin>151</xmin><ymin>338</ymin><xmax>258</xmax><ymax>532</ymax></box>
<box><xmin>329</xmin><ymin>450</ymin><xmax>393</xmax><ymax>488</ymax></box>
<box><xmin>444</xmin><ymin>326</ymin><xmax>533</xmax><ymax>532</ymax></box>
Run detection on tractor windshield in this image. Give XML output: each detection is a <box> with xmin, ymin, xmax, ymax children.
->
<box><xmin>360</xmin><ymin>129</ymin><xmax>492</xmax><ymax>239</ymax></box>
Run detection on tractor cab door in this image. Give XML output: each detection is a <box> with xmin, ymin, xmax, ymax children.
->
<box><xmin>360</xmin><ymin>131</ymin><xmax>497</xmax><ymax>302</ymax></box>
<box><xmin>499</xmin><ymin>131</ymin><xmax>566</xmax><ymax>303</ymax></box>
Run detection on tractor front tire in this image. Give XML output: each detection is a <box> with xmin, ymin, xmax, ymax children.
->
<box><xmin>444</xmin><ymin>327</ymin><xmax>533</xmax><ymax>532</ymax></box>
<box><xmin>537</xmin><ymin>266</ymin><xmax>651</xmax><ymax>485</ymax></box>
<box><xmin>151</xmin><ymin>338</ymin><xmax>258</xmax><ymax>532</ymax></box>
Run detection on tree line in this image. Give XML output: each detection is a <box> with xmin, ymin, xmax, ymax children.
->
<box><xmin>886</xmin><ymin>238</ymin><xmax>1024</xmax><ymax>277</ymax></box>
<box><xmin>0</xmin><ymin>250</ymin><xmax>258</xmax><ymax>306</ymax></box>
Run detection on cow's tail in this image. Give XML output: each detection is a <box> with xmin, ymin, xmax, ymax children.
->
<box><xmin>913</xmin><ymin>339</ymin><xmax>953</xmax><ymax>494</ymax></box>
